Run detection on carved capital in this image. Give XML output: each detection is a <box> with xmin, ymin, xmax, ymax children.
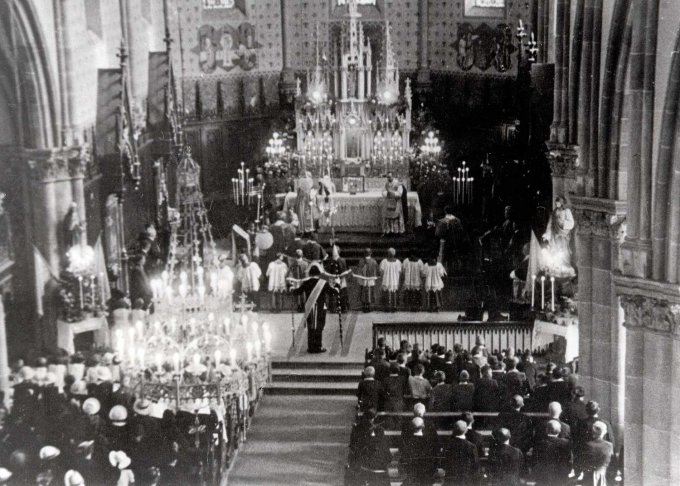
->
<box><xmin>570</xmin><ymin>197</ymin><xmax>627</xmax><ymax>240</ymax></box>
<box><xmin>68</xmin><ymin>145</ymin><xmax>91</xmax><ymax>178</ymax></box>
<box><xmin>619</xmin><ymin>294</ymin><xmax>680</xmax><ymax>338</ymax></box>
<box><xmin>26</xmin><ymin>146</ymin><xmax>91</xmax><ymax>181</ymax></box>
<box><xmin>547</xmin><ymin>144</ymin><xmax>579</xmax><ymax>178</ymax></box>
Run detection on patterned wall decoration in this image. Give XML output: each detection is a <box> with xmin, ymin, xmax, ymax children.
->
<box><xmin>202</xmin><ymin>0</ymin><xmax>246</xmax><ymax>13</ymax></box>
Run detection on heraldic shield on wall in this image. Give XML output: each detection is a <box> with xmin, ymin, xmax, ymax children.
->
<box><xmin>195</xmin><ymin>22</ymin><xmax>260</xmax><ymax>74</ymax></box>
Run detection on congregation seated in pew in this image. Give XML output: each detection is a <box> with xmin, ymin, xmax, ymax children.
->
<box><xmin>346</xmin><ymin>338</ymin><xmax>620</xmax><ymax>485</ymax></box>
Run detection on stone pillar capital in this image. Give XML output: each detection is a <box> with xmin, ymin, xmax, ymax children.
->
<box><xmin>616</xmin><ymin>275</ymin><xmax>680</xmax><ymax>338</ymax></box>
<box><xmin>25</xmin><ymin>146</ymin><xmax>90</xmax><ymax>182</ymax></box>
<box><xmin>570</xmin><ymin>196</ymin><xmax>627</xmax><ymax>239</ymax></box>
<box><xmin>547</xmin><ymin>143</ymin><xmax>579</xmax><ymax>178</ymax></box>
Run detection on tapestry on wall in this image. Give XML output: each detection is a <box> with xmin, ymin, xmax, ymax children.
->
<box><xmin>456</xmin><ymin>23</ymin><xmax>515</xmax><ymax>73</ymax></box>
<box><xmin>195</xmin><ymin>22</ymin><xmax>260</xmax><ymax>74</ymax></box>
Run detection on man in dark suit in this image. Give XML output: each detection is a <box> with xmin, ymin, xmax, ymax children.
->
<box><xmin>401</xmin><ymin>403</ymin><xmax>439</xmax><ymax>447</ymax></box>
<box><xmin>517</xmin><ymin>351</ymin><xmax>538</xmax><ymax>392</ymax></box>
<box><xmin>578</xmin><ymin>421</ymin><xmax>614</xmax><ymax>485</ymax></box>
<box><xmin>532</xmin><ymin>401</ymin><xmax>571</xmax><ymax>445</ymax></box>
<box><xmin>531</xmin><ymin>420</ymin><xmax>572</xmax><ymax>485</ymax></box>
<box><xmin>546</xmin><ymin>367</ymin><xmax>571</xmax><ymax>407</ymax></box>
<box><xmin>442</xmin><ymin>420</ymin><xmax>478</xmax><ymax>486</ymax></box>
<box><xmin>357</xmin><ymin>367</ymin><xmax>384</xmax><ymax>412</ymax></box>
<box><xmin>369</xmin><ymin>349</ymin><xmax>391</xmax><ymax>383</ymax></box>
<box><xmin>502</xmin><ymin>360</ymin><xmax>527</xmax><ymax>404</ymax></box>
<box><xmin>497</xmin><ymin>395</ymin><xmax>532</xmax><ymax>453</ymax></box>
<box><xmin>451</xmin><ymin>370</ymin><xmax>475</xmax><ymax>411</ymax></box>
<box><xmin>563</xmin><ymin>385</ymin><xmax>588</xmax><ymax>427</ymax></box>
<box><xmin>395</xmin><ymin>353</ymin><xmax>412</xmax><ymax>389</ymax></box>
<box><xmin>348</xmin><ymin>410</ymin><xmax>393</xmax><ymax>486</ymax></box>
<box><xmin>574</xmin><ymin>401</ymin><xmax>615</xmax><ymax>456</ymax></box>
<box><xmin>527</xmin><ymin>373</ymin><xmax>550</xmax><ymax>412</ymax></box>
<box><xmin>399</xmin><ymin>418</ymin><xmax>439</xmax><ymax>486</ymax></box>
<box><xmin>488</xmin><ymin>428</ymin><xmax>523</xmax><ymax>486</ymax></box>
<box><xmin>442</xmin><ymin>351</ymin><xmax>457</xmax><ymax>385</ymax></box>
<box><xmin>473</xmin><ymin>365</ymin><xmax>500</xmax><ymax>412</ymax></box>
<box><xmin>460</xmin><ymin>412</ymin><xmax>485</xmax><ymax>457</ymax></box>
<box><xmin>429</xmin><ymin>345</ymin><xmax>447</xmax><ymax>374</ymax></box>
<box><xmin>293</xmin><ymin>265</ymin><xmax>339</xmax><ymax>353</ymax></box>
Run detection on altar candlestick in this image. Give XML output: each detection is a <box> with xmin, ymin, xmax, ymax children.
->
<box><xmin>173</xmin><ymin>352</ymin><xmax>180</xmax><ymax>372</ymax></box>
<box><xmin>540</xmin><ymin>276</ymin><xmax>546</xmax><ymax>309</ymax></box>
<box><xmin>531</xmin><ymin>274</ymin><xmax>536</xmax><ymax>308</ymax></box>
<box><xmin>257</xmin><ymin>194</ymin><xmax>261</xmax><ymax>221</ymax></box>
<box><xmin>550</xmin><ymin>276</ymin><xmax>556</xmax><ymax>312</ymax></box>
<box><xmin>89</xmin><ymin>275</ymin><xmax>95</xmax><ymax>304</ymax></box>
<box><xmin>246</xmin><ymin>342</ymin><xmax>253</xmax><ymax>362</ymax></box>
<box><xmin>78</xmin><ymin>276</ymin><xmax>84</xmax><ymax>309</ymax></box>
<box><xmin>230</xmin><ymin>349</ymin><xmax>237</xmax><ymax>368</ymax></box>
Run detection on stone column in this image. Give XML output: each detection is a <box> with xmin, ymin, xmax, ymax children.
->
<box><xmin>68</xmin><ymin>146</ymin><xmax>89</xmax><ymax>243</ymax></box>
<box><xmin>572</xmin><ymin>197</ymin><xmax>627</xmax><ymax>444</ymax></box>
<box><xmin>279</xmin><ymin>0</ymin><xmax>297</xmax><ymax>99</ymax></box>
<box><xmin>617</xmin><ymin>285</ymin><xmax>680</xmax><ymax>485</ymax></box>
<box><xmin>0</xmin><ymin>297</ymin><xmax>8</xmax><ymax>407</ymax></box>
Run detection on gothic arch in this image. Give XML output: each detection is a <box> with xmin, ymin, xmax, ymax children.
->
<box><xmin>651</xmin><ymin>25</ymin><xmax>680</xmax><ymax>284</ymax></box>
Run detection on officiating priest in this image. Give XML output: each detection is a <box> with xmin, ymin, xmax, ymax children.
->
<box><xmin>293</xmin><ymin>265</ymin><xmax>340</xmax><ymax>353</ymax></box>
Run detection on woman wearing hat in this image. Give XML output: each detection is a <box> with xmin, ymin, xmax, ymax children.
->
<box><xmin>109</xmin><ymin>450</ymin><xmax>135</xmax><ymax>486</ymax></box>
<box><xmin>106</xmin><ymin>405</ymin><xmax>131</xmax><ymax>452</ymax></box>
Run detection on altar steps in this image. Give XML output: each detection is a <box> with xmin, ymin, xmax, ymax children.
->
<box><xmin>317</xmin><ymin>232</ymin><xmax>437</xmax><ymax>267</ymax></box>
<box><xmin>266</xmin><ymin>360</ymin><xmax>363</xmax><ymax>396</ymax></box>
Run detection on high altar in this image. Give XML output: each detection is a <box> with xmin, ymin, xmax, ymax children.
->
<box><xmin>294</xmin><ymin>0</ymin><xmax>412</xmax><ymax>180</ymax></box>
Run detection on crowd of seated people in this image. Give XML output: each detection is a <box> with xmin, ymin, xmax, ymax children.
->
<box><xmin>0</xmin><ymin>353</ymin><xmax>231</xmax><ymax>486</ymax></box>
<box><xmin>348</xmin><ymin>338</ymin><xmax>620</xmax><ymax>485</ymax></box>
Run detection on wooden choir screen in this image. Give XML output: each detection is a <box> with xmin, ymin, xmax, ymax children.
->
<box><xmin>372</xmin><ymin>321</ymin><xmax>535</xmax><ymax>354</ymax></box>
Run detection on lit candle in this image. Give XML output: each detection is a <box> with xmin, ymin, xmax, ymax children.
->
<box><xmin>531</xmin><ymin>274</ymin><xmax>536</xmax><ymax>308</ymax></box>
<box><xmin>254</xmin><ymin>340</ymin><xmax>261</xmax><ymax>360</ymax></box>
<box><xmin>214</xmin><ymin>349</ymin><xmax>222</xmax><ymax>365</ymax></box>
<box><xmin>99</xmin><ymin>272</ymin><xmax>105</xmax><ymax>305</ymax></box>
<box><xmin>137</xmin><ymin>348</ymin><xmax>145</xmax><ymax>368</ymax></box>
<box><xmin>550</xmin><ymin>276</ymin><xmax>556</xmax><ymax>312</ymax></box>
<box><xmin>155</xmin><ymin>353</ymin><xmax>163</xmax><ymax>371</ymax></box>
<box><xmin>224</xmin><ymin>317</ymin><xmax>231</xmax><ymax>335</ymax></box>
<box><xmin>230</xmin><ymin>349</ymin><xmax>237</xmax><ymax>368</ymax></box>
<box><xmin>541</xmin><ymin>276</ymin><xmax>546</xmax><ymax>310</ymax></box>
<box><xmin>173</xmin><ymin>352</ymin><xmax>180</xmax><ymax>372</ymax></box>
<box><xmin>90</xmin><ymin>275</ymin><xmax>96</xmax><ymax>304</ymax></box>
<box><xmin>78</xmin><ymin>276</ymin><xmax>84</xmax><ymax>309</ymax></box>
<box><xmin>246</xmin><ymin>342</ymin><xmax>253</xmax><ymax>362</ymax></box>
<box><xmin>135</xmin><ymin>320</ymin><xmax>144</xmax><ymax>337</ymax></box>
<box><xmin>115</xmin><ymin>329</ymin><xmax>123</xmax><ymax>353</ymax></box>
<box><xmin>257</xmin><ymin>194</ymin><xmax>261</xmax><ymax>221</ymax></box>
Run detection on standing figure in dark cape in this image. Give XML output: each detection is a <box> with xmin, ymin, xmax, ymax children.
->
<box><xmin>138</xmin><ymin>223</ymin><xmax>164</xmax><ymax>276</ymax></box>
<box><xmin>401</xmin><ymin>182</ymin><xmax>409</xmax><ymax>229</ymax></box>
<box><xmin>436</xmin><ymin>206</ymin><xmax>468</xmax><ymax>274</ymax></box>
<box><xmin>293</xmin><ymin>265</ymin><xmax>339</xmax><ymax>353</ymax></box>
<box><xmin>129</xmin><ymin>254</ymin><xmax>153</xmax><ymax>310</ymax></box>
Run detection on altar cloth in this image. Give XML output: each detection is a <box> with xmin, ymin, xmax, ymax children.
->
<box><xmin>279</xmin><ymin>191</ymin><xmax>422</xmax><ymax>233</ymax></box>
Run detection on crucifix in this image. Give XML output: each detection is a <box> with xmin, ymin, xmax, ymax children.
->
<box><xmin>234</xmin><ymin>293</ymin><xmax>256</xmax><ymax>314</ymax></box>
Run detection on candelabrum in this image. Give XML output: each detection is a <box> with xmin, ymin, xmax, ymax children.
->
<box><xmin>420</xmin><ymin>131</ymin><xmax>442</xmax><ymax>158</ymax></box>
<box><xmin>453</xmin><ymin>161</ymin><xmax>474</xmax><ymax>205</ymax></box>
<box><xmin>265</xmin><ymin>132</ymin><xmax>286</xmax><ymax>164</ymax></box>
<box><xmin>372</xmin><ymin>130</ymin><xmax>405</xmax><ymax>175</ymax></box>
<box><xmin>516</xmin><ymin>19</ymin><xmax>539</xmax><ymax>63</ymax></box>
<box><xmin>300</xmin><ymin>130</ymin><xmax>334</xmax><ymax>177</ymax></box>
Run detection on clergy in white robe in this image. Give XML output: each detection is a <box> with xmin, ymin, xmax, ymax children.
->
<box><xmin>266</xmin><ymin>255</ymin><xmax>289</xmax><ymax>312</ymax></box>
<box><xmin>236</xmin><ymin>254</ymin><xmax>261</xmax><ymax>305</ymax></box>
<box><xmin>423</xmin><ymin>259</ymin><xmax>446</xmax><ymax>311</ymax></box>
<box><xmin>295</xmin><ymin>172</ymin><xmax>318</xmax><ymax>235</ymax></box>
<box><xmin>380</xmin><ymin>248</ymin><xmax>402</xmax><ymax>311</ymax></box>
<box><xmin>402</xmin><ymin>253</ymin><xmax>424</xmax><ymax>311</ymax></box>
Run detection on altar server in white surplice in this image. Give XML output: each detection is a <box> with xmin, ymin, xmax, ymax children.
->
<box><xmin>380</xmin><ymin>248</ymin><xmax>402</xmax><ymax>312</ymax></box>
<box><xmin>382</xmin><ymin>173</ymin><xmax>405</xmax><ymax>235</ymax></box>
<box><xmin>402</xmin><ymin>250</ymin><xmax>424</xmax><ymax>311</ymax></box>
<box><xmin>266</xmin><ymin>253</ymin><xmax>289</xmax><ymax>312</ymax></box>
<box><xmin>236</xmin><ymin>253</ymin><xmax>262</xmax><ymax>306</ymax></box>
<box><xmin>423</xmin><ymin>257</ymin><xmax>446</xmax><ymax>312</ymax></box>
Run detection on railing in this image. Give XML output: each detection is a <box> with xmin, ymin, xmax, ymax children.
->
<box><xmin>372</xmin><ymin>320</ymin><xmax>535</xmax><ymax>354</ymax></box>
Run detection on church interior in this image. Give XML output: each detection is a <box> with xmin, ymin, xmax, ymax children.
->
<box><xmin>0</xmin><ymin>0</ymin><xmax>678</xmax><ymax>484</ymax></box>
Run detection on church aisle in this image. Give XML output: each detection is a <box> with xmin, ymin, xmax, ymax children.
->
<box><xmin>227</xmin><ymin>395</ymin><xmax>357</xmax><ymax>485</ymax></box>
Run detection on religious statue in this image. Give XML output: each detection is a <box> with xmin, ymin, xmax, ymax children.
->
<box><xmin>382</xmin><ymin>173</ymin><xmax>404</xmax><ymax>235</ymax></box>
<box><xmin>64</xmin><ymin>202</ymin><xmax>83</xmax><ymax>248</ymax></box>
<box><xmin>541</xmin><ymin>195</ymin><xmax>575</xmax><ymax>277</ymax></box>
<box><xmin>457</xmin><ymin>29</ymin><xmax>476</xmax><ymax>71</ymax></box>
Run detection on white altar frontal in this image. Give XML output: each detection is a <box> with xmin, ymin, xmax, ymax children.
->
<box><xmin>293</xmin><ymin>0</ymin><xmax>412</xmax><ymax>181</ymax></box>
<box><xmin>280</xmin><ymin>191</ymin><xmax>422</xmax><ymax>233</ymax></box>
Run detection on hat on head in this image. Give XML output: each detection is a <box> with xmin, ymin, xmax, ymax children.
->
<box><xmin>108</xmin><ymin>405</ymin><xmax>128</xmax><ymax>426</ymax></box>
<box><xmin>64</xmin><ymin>470</ymin><xmax>84</xmax><ymax>486</ymax></box>
<box><xmin>0</xmin><ymin>468</ymin><xmax>11</xmax><ymax>481</ymax></box>
<box><xmin>39</xmin><ymin>445</ymin><xmax>60</xmax><ymax>461</ymax></box>
<box><xmin>17</xmin><ymin>366</ymin><xmax>35</xmax><ymax>383</ymax></box>
<box><xmin>108</xmin><ymin>450</ymin><xmax>131</xmax><ymax>469</ymax></box>
<box><xmin>70</xmin><ymin>380</ymin><xmax>88</xmax><ymax>396</ymax></box>
<box><xmin>82</xmin><ymin>397</ymin><xmax>101</xmax><ymax>416</ymax></box>
<box><xmin>133</xmin><ymin>398</ymin><xmax>152</xmax><ymax>416</ymax></box>
<box><xmin>43</xmin><ymin>372</ymin><xmax>57</xmax><ymax>386</ymax></box>
<box><xmin>101</xmin><ymin>352</ymin><xmax>114</xmax><ymax>366</ymax></box>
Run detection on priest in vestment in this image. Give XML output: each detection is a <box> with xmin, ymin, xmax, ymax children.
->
<box><xmin>296</xmin><ymin>171</ymin><xmax>317</xmax><ymax>235</ymax></box>
<box><xmin>294</xmin><ymin>265</ymin><xmax>339</xmax><ymax>353</ymax></box>
<box><xmin>382</xmin><ymin>173</ymin><xmax>405</xmax><ymax>235</ymax></box>
<box><xmin>436</xmin><ymin>206</ymin><xmax>468</xmax><ymax>273</ymax></box>
<box><xmin>325</xmin><ymin>245</ymin><xmax>350</xmax><ymax>313</ymax></box>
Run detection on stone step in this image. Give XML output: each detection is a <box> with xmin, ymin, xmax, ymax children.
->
<box><xmin>265</xmin><ymin>381</ymin><xmax>358</xmax><ymax>396</ymax></box>
<box><xmin>271</xmin><ymin>360</ymin><xmax>364</xmax><ymax>370</ymax></box>
<box><xmin>272</xmin><ymin>368</ymin><xmax>361</xmax><ymax>383</ymax></box>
